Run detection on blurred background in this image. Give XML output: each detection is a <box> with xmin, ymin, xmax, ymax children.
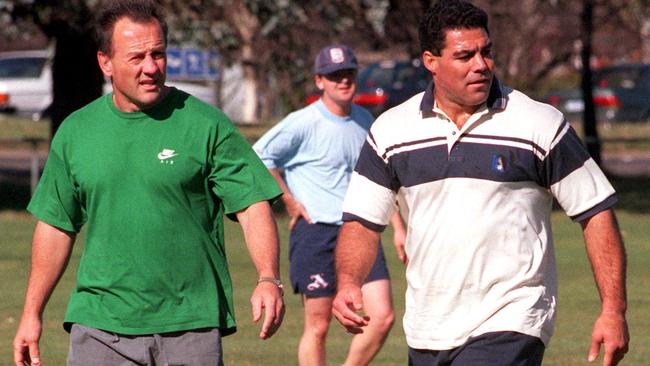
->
<box><xmin>1</xmin><ymin>0</ymin><xmax>648</xmax><ymax>127</ymax></box>
<box><xmin>1</xmin><ymin>2</ymin><xmax>649</xmax><ymax>364</ymax></box>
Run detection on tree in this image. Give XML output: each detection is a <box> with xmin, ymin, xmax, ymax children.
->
<box><xmin>162</xmin><ymin>0</ymin><xmax>379</xmax><ymax>123</ymax></box>
<box><xmin>5</xmin><ymin>0</ymin><xmax>104</xmax><ymax>139</ymax></box>
<box><xmin>581</xmin><ymin>0</ymin><xmax>600</xmax><ymax>164</ymax></box>
<box><xmin>2</xmin><ymin>0</ymin><xmax>647</xmax><ymax>130</ymax></box>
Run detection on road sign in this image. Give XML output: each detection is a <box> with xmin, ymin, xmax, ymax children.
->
<box><xmin>166</xmin><ymin>48</ymin><xmax>183</xmax><ymax>77</ymax></box>
<box><xmin>165</xmin><ymin>47</ymin><xmax>220</xmax><ymax>80</ymax></box>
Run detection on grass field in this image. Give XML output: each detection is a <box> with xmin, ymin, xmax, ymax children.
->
<box><xmin>1</xmin><ymin>209</ymin><xmax>648</xmax><ymax>365</ymax></box>
<box><xmin>1</xmin><ymin>115</ymin><xmax>649</xmax><ymax>364</ymax></box>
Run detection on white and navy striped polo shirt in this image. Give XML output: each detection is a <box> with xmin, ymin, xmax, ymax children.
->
<box><xmin>341</xmin><ymin>80</ymin><xmax>616</xmax><ymax>350</ymax></box>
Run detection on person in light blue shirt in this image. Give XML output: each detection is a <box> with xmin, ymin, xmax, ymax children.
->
<box><xmin>254</xmin><ymin>98</ymin><xmax>373</xmax><ymax>225</ymax></box>
<box><xmin>254</xmin><ymin>45</ymin><xmax>405</xmax><ymax>366</ymax></box>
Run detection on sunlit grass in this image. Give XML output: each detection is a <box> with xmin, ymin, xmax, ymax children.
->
<box><xmin>2</xmin><ymin>210</ymin><xmax>648</xmax><ymax>365</ymax></box>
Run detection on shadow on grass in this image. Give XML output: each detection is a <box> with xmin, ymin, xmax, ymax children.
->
<box><xmin>610</xmin><ymin>175</ymin><xmax>650</xmax><ymax>214</ymax></box>
<box><xmin>0</xmin><ymin>180</ymin><xmax>31</xmax><ymax>210</ymax></box>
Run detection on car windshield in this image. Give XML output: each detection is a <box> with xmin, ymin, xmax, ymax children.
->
<box><xmin>357</xmin><ymin>60</ymin><xmax>430</xmax><ymax>93</ymax></box>
<box><xmin>0</xmin><ymin>57</ymin><xmax>47</xmax><ymax>78</ymax></box>
<box><xmin>595</xmin><ymin>68</ymin><xmax>642</xmax><ymax>89</ymax></box>
<box><xmin>358</xmin><ymin>63</ymin><xmax>395</xmax><ymax>90</ymax></box>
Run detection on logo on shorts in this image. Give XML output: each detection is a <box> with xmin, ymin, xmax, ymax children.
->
<box><xmin>307</xmin><ymin>273</ymin><xmax>329</xmax><ymax>291</ymax></box>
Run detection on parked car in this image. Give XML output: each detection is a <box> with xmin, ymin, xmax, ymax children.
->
<box><xmin>306</xmin><ymin>59</ymin><xmax>432</xmax><ymax>117</ymax></box>
<box><xmin>544</xmin><ymin>64</ymin><xmax>650</xmax><ymax>123</ymax></box>
<box><xmin>0</xmin><ymin>50</ymin><xmax>52</xmax><ymax>121</ymax></box>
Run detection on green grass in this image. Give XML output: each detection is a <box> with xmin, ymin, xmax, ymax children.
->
<box><xmin>2</xmin><ymin>115</ymin><xmax>649</xmax><ymax>364</ymax></box>
<box><xmin>0</xmin><ymin>114</ymin><xmax>50</xmax><ymax>141</ymax></box>
<box><xmin>2</xmin><ymin>114</ymin><xmax>650</xmax><ymax>151</ymax></box>
<box><xmin>570</xmin><ymin>121</ymin><xmax>650</xmax><ymax>152</ymax></box>
<box><xmin>1</xmin><ymin>210</ymin><xmax>648</xmax><ymax>365</ymax></box>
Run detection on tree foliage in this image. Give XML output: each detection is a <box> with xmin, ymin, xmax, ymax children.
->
<box><xmin>159</xmin><ymin>0</ymin><xmax>380</xmax><ymax>120</ymax></box>
<box><xmin>1</xmin><ymin>0</ymin><xmax>648</xmax><ymax>127</ymax></box>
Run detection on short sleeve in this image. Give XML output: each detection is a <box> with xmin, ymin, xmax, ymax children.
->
<box><xmin>27</xmin><ymin>136</ymin><xmax>86</xmax><ymax>233</ymax></box>
<box><xmin>252</xmin><ymin>116</ymin><xmax>303</xmax><ymax>169</ymax></box>
<box><xmin>341</xmin><ymin>136</ymin><xmax>398</xmax><ymax>232</ymax></box>
<box><xmin>209</xmin><ymin>122</ymin><xmax>282</xmax><ymax>219</ymax></box>
<box><xmin>542</xmin><ymin>121</ymin><xmax>617</xmax><ymax>221</ymax></box>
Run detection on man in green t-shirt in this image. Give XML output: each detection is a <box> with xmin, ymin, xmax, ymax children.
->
<box><xmin>12</xmin><ymin>1</ymin><xmax>284</xmax><ymax>365</ymax></box>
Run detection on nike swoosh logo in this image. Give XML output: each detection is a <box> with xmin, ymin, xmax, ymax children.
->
<box><xmin>157</xmin><ymin>152</ymin><xmax>178</xmax><ymax>160</ymax></box>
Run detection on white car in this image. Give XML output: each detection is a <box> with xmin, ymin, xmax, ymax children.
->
<box><xmin>0</xmin><ymin>49</ymin><xmax>218</xmax><ymax>121</ymax></box>
<box><xmin>0</xmin><ymin>50</ymin><xmax>52</xmax><ymax>121</ymax></box>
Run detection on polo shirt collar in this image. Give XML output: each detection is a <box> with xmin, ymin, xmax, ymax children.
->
<box><xmin>419</xmin><ymin>77</ymin><xmax>507</xmax><ymax>118</ymax></box>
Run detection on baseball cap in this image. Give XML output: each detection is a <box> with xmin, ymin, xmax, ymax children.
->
<box><xmin>313</xmin><ymin>45</ymin><xmax>358</xmax><ymax>75</ymax></box>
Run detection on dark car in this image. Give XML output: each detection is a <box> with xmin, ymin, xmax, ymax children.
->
<box><xmin>354</xmin><ymin>59</ymin><xmax>431</xmax><ymax>117</ymax></box>
<box><xmin>306</xmin><ymin>59</ymin><xmax>431</xmax><ymax>117</ymax></box>
<box><xmin>544</xmin><ymin>64</ymin><xmax>650</xmax><ymax>123</ymax></box>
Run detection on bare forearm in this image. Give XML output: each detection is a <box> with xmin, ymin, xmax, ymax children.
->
<box><xmin>21</xmin><ymin>221</ymin><xmax>75</xmax><ymax>318</ymax></box>
<box><xmin>581</xmin><ymin>209</ymin><xmax>627</xmax><ymax>313</ymax></box>
<box><xmin>237</xmin><ymin>201</ymin><xmax>281</xmax><ymax>278</ymax></box>
<box><xmin>336</xmin><ymin>221</ymin><xmax>381</xmax><ymax>288</ymax></box>
<box><xmin>269</xmin><ymin>169</ymin><xmax>293</xmax><ymax>204</ymax></box>
<box><xmin>236</xmin><ymin>201</ymin><xmax>284</xmax><ymax>339</ymax></box>
<box><xmin>389</xmin><ymin>212</ymin><xmax>405</xmax><ymax>232</ymax></box>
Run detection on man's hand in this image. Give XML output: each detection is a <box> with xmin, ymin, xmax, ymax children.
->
<box><xmin>588</xmin><ymin>310</ymin><xmax>629</xmax><ymax>366</ymax></box>
<box><xmin>581</xmin><ymin>209</ymin><xmax>628</xmax><ymax>366</ymax></box>
<box><xmin>236</xmin><ymin>201</ymin><xmax>283</xmax><ymax>340</ymax></box>
<box><xmin>251</xmin><ymin>282</ymin><xmax>285</xmax><ymax>339</ymax></box>
<box><xmin>13</xmin><ymin>315</ymin><xmax>42</xmax><ymax>366</ymax></box>
<box><xmin>392</xmin><ymin>227</ymin><xmax>408</xmax><ymax>265</ymax></box>
<box><xmin>267</xmin><ymin>168</ymin><xmax>312</xmax><ymax>230</ymax></box>
<box><xmin>332</xmin><ymin>283</ymin><xmax>369</xmax><ymax>334</ymax></box>
<box><xmin>390</xmin><ymin>212</ymin><xmax>408</xmax><ymax>265</ymax></box>
<box><xmin>283</xmin><ymin>194</ymin><xmax>312</xmax><ymax>230</ymax></box>
<box><xmin>13</xmin><ymin>221</ymin><xmax>75</xmax><ymax>366</ymax></box>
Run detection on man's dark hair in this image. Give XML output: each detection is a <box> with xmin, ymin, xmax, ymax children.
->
<box><xmin>96</xmin><ymin>0</ymin><xmax>168</xmax><ymax>56</ymax></box>
<box><xmin>419</xmin><ymin>0</ymin><xmax>489</xmax><ymax>56</ymax></box>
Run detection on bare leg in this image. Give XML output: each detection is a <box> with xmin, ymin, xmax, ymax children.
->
<box><xmin>298</xmin><ymin>296</ymin><xmax>334</xmax><ymax>366</ymax></box>
<box><xmin>343</xmin><ymin>279</ymin><xmax>394</xmax><ymax>366</ymax></box>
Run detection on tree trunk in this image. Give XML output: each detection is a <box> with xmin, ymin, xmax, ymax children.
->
<box><xmin>224</xmin><ymin>0</ymin><xmax>260</xmax><ymax>124</ymax></box>
<box><xmin>580</xmin><ymin>0</ymin><xmax>601</xmax><ymax>165</ymax></box>
<box><xmin>50</xmin><ymin>29</ymin><xmax>104</xmax><ymax>138</ymax></box>
<box><xmin>642</xmin><ymin>16</ymin><xmax>650</xmax><ymax>63</ymax></box>
<box><xmin>239</xmin><ymin>45</ymin><xmax>258</xmax><ymax>124</ymax></box>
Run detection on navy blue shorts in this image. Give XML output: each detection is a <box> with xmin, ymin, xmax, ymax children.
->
<box><xmin>289</xmin><ymin>218</ymin><xmax>390</xmax><ymax>297</ymax></box>
<box><xmin>408</xmin><ymin>331</ymin><xmax>545</xmax><ymax>366</ymax></box>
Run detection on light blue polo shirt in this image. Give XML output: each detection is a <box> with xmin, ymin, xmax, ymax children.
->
<box><xmin>254</xmin><ymin>99</ymin><xmax>374</xmax><ymax>224</ymax></box>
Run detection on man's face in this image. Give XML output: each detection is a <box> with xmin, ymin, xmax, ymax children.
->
<box><xmin>424</xmin><ymin>27</ymin><xmax>494</xmax><ymax>112</ymax></box>
<box><xmin>315</xmin><ymin>68</ymin><xmax>358</xmax><ymax>106</ymax></box>
<box><xmin>97</xmin><ymin>17</ymin><xmax>167</xmax><ymax>112</ymax></box>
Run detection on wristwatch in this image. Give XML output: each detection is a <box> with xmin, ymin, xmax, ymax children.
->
<box><xmin>257</xmin><ymin>277</ymin><xmax>284</xmax><ymax>295</ymax></box>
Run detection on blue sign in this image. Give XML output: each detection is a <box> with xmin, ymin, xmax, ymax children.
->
<box><xmin>165</xmin><ymin>47</ymin><xmax>220</xmax><ymax>80</ymax></box>
<box><xmin>166</xmin><ymin>48</ymin><xmax>183</xmax><ymax>77</ymax></box>
<box><xmin>184</xmin><ymin>48</ymin><xmax>204</xmax><ymax>77</ymax></box>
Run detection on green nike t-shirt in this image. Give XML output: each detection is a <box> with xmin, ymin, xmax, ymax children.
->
<box><xmin>27</xmin><ymin>88</ymin><xmax>281</xmax><ymax>335</ymax></box>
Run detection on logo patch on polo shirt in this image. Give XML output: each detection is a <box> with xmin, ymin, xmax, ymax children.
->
<box><xmin>492</xmin><ymin>154</ymin><xmax>506</xmax><ymax>173</ymax></box>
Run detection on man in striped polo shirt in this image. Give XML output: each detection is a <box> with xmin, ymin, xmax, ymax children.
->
<box><xmin>331</xmin><ymin>1</ymin><xmax>629</xmax><ymax>365</ymax></box>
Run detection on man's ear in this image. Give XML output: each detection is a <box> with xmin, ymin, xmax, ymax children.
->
<box><xmin>314</xmin><ymin>74</ymin><xmax>325</xmax><ymax>91</ymax></box>
<box><xmin>97</xmin><ymin>51</ymin><xmax>113</xmax><ymax>78</ymax></box>
<box><xmin>422</xmin><ymin>51</ymin><xmax>438</xmax><ymax>75</ymax></box>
